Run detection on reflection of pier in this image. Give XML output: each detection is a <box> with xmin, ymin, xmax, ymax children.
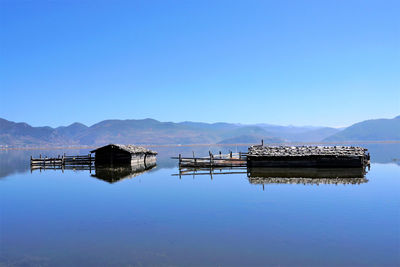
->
<box><xmin>30</xmin><ymin>162</ymin><xmax>94</xmax><ymax>172</ymax></box>
<box><xmin>173</xmin><ymin>166</ymin><xmax>368</xmax><ymax>187</ymax></box>
<box><xmin>172</xmin><ymin>167</ymin><xmax>247</xmax><ymax>179</ymax></box>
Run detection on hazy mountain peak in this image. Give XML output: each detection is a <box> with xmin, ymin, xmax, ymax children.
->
<box><xmin>324</xmin><ymin>116</ymin><xmax>400</xmax><ymax>141</ymax></box>
<box><xmin>1</xmin><ymin>116</ymin><xmax>398</xmax><ymax>147</ymax></box>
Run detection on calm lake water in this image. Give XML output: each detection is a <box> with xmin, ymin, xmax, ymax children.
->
<box><xmin>1</xmin><ymin>144</ymin><xmax>399</xmax><ymax>266</ymax></box>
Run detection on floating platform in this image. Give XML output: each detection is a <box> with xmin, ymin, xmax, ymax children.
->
<box><xmin>247</xmin><ymin>145</ymin><xmax>370</xmax><ymax>168</ymax></box>
<box><xmin>174</xmin><ymin>146</ymin><xmax>370</xmax><ymax>168</ymax></box>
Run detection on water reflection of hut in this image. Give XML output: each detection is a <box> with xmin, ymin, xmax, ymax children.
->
<box><xmin>92</xmin><ymin>163</ymin><xmax>156</xmax><ymax>183</ymax></box>
<box><xmin>247</xmin><ymin>167</ymin><xmax>368</xmax><ymax>185</ymax></box>
<box><xmin>90</xmin><ymin>144</ymin><xmax>157</xmax><ymax>166</ymax></box>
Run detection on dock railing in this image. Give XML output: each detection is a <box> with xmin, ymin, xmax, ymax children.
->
<box><xmin>172</xmin><ymin>151</ymin><xmax>248</xmax><ymax>168</ymax></box>
<box><xmin>30</xmin><ymin>153</ymin><xmax>94</xmax><ymax>171</ymax></box>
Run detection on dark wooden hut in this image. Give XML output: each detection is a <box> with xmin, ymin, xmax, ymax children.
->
<box><xmin>90</xmin><ymin>144</ymin><xmax>157</xmax><ymax>166</ymax></box>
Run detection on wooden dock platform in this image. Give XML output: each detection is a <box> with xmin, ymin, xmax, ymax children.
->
<box><xmin>172</xmin><ymin>151</ymin><xmax>247</xmax><ymax>168</ymax></box>
<box><xmin>173</xmin><ymin>145</ymin><xmax>370</xmax><ymax>169</ymax></box>
<box><xmin>246</xmin><ymin>145</ymin><xmax>370</xmax><ymax>168</ymax></box>
<box><xmin>30</xmin><ymin>154</ymin><xmax>94</xmax><ymax>170</ymax></box>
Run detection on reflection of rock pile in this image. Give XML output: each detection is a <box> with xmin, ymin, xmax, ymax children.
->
<box><xmin>248</xmin><ymin>177</ymin><xmax>368</xmax><ymax>185</ymax></box>
<box><xmin>92</xmin><ymin>162</ymin><xmax>156</xmax><ymax>183</ymax></box>
<box><xmin>247</xmin><ymin>167</ymin><xmax>368</xmax><ymax>185</ymax></box>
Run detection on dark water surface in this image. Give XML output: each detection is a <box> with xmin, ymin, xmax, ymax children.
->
<box><xmin>0</xmin><ymin>144</ymin><xmax>399</xmax><ymax>266</ymax></box>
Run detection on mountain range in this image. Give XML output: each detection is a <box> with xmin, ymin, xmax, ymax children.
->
<box><xmin>0</xmin><ymin>116</ymin><xmax>399</xmax><ymax>147</ymax></box>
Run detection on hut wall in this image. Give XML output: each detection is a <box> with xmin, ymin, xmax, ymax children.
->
<box><xmin>247</xmin><ymin>155</ymin><xmax>364</xmax><ymax>168</ymax></box>
<box><xmin>130</xmin><ymin>153</ymin><xmax>156</xmax><ymax>168</ymax></box>
<box><xmin>94</xmin><ymin>148</ymin><xmax>131</xmax><ymax>165</ymax></box>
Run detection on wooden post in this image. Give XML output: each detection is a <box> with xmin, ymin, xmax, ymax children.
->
<box><xmin>179</xmin><ymin>154</ymin><xmax>182</xmax><ymax>166</ymax></box>
<box><xmin>192</xmin><ymin>151</ymin><xmax>197</xmax><ymax>166</ymax></box>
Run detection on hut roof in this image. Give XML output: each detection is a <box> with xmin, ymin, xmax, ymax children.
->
<box><xmin>248</xmin><ymin>145</ymin><xmax>367</xmax><ymax>157</ymax></box>
<box><xmin>91</xmin><ymin>144</ymin><xmax>157</xmax><ymax>155</ymax></box>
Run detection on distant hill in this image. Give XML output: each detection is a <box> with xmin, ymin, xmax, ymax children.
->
<box><xmin>0</xmin><ymin>116</ymin><xmax>398</xmax><ymax>147</ymax></box>
<box><xmin>0</xmin><ymin>118</ymin><xmax>280</xmax><ymax>147</ymax></box>
<box><xmin>218</xmin><ymin>135</ymin><xmax>282</xmax><ymax>144</ymax></box>
<box><xmin>256</xmin><ymin>124</ymin><xmax>341</xmax><ymax>142</ymax></box>
<box><xmin>324</xmin><ymin>116</ymin><xmax>400</xmax><ymax>142</ymax></box>
<box><xmin>0</xmin><ymin>118</ymin><xmax>71</xmax><ymax>146</ymax></box>
<box><xmin>55</xmin><ymin>122</ymin><xmax>88</xmax><ymax>139</ymax></box>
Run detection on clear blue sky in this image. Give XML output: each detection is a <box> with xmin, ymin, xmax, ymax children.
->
<box><xmin>0</xmin><ymin>0</ymin><xmax>399</xmax><ymax>128</ymax></box>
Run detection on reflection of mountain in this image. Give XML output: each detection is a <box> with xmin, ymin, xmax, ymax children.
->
<box><xmin>247</xmin><ymin>167</ymin><xmax>368</xmax><ymax>185</ymax></box>
<box><xmin>363</xmin><ymin>143</ymin><xmax>400</xmax><ymax>165</ymax></box>
<box><xmin>92</xmin><ymin>163</ymin><xmax>156</xmax><ymax>183</ymax></box>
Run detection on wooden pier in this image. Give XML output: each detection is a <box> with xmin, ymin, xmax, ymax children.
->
<box><xmin>30</xmin><ymin>154</ymin><xmax>94</xmax><ymax>171</ymax></box>
<box><xmin>173</xmin><ymin>144</ymin><xmax>370</xmax><ymax>169</ymax></box>
<box><xmin>172</xmin><ymin>151</ymin><xmax>247</xmax><ymax>168</ymax></box>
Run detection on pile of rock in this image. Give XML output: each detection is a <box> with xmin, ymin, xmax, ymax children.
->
<box><xmin>248</xmin><ymin>145</ymin><xmax>368</xmax><ymax>157</ymax></box>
